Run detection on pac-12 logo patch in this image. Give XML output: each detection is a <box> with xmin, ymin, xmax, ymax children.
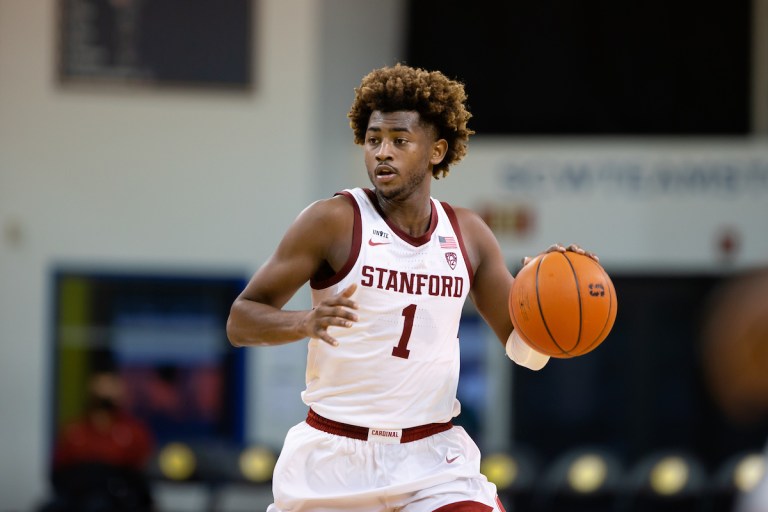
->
<box><xmin>445</xmin><ymin>252</ymin><xmax>457</xmax><ymax>270</ymax></box>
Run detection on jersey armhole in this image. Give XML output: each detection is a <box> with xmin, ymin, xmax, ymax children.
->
<box><xmin>441</xmin><ymin>201</ymin><xmax>475</xmax><ymax>287</ymax></box>
<box><xmin>310</xmin><ymin>191</ymin><xmax>362</xmax><ymax>290</ymax></box>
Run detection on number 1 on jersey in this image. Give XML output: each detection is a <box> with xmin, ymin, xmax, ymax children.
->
<box><xmin>392</xmin><ymin>304</ymin><xmax>416</xmax><ymax>359</ymax></box>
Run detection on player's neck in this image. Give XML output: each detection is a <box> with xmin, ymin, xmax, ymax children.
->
<box><xmin>373</xmin><ymin>188</ymin><xmax>432</xmax><ymax>237</ymax></box>
<box><xmin>392</xmin><ymin>208</ymin><xmax>432</xmax><ymax>237</ymax></box>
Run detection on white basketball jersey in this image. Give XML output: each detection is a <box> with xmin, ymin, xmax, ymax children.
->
<box><xmin>302</xmin><ymin>188</ymin><xmax>473</xmax><ymax>429</ymax></box>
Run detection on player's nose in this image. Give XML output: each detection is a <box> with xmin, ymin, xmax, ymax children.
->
<box><xmin>375</xmin><ymin>141</ymin><xmax>392</xmax><ymax>161</ymax></box>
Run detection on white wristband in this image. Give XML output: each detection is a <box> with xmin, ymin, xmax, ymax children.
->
<box><xmin>506</xmin><ymin>330</ymin><xmax>550</xmax><ymax>370</ymax></box>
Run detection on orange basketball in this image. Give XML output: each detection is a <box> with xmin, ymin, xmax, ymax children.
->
<box><xmin>509</xmin><ymin>251</ymin><xmax>617</xmax><ymax>358</ymax></box>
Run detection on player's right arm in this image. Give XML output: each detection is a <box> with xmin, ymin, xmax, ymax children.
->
<box><xmin>226</xmin><ymin>196</ymin><xmax>359</xmax><ymax>348</ymax></box>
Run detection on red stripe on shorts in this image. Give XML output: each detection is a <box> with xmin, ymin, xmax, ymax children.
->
<box><xmin>306</xmin><ymin>409</ymin><xmax>452</xmax><ymax>443</ymax></box>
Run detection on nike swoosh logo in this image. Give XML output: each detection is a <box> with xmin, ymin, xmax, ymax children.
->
<box><xmin>446</xmin><ymin>455</ymin><xmax>460</xmax><ymax>464</ymax></box>
<box><xmin>368</xmin><ymin>238</ymin><xmax>391</xmax><ymax>246</ymax></box>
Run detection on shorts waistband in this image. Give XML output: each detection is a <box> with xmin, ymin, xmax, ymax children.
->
<box><xmin>306</xmin><ymin>409</ymin><xmax>453</xmax><ymax>443</ymax></box>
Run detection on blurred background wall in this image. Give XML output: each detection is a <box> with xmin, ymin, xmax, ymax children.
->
<box><xmin>1</xmin><ymin>0</ymin><xmax>767</xmax><ymax>510</ymax></box>
<box><xmin>0</xmin><ymin>0</ymin><xmax>403</xmax><ymax>507</ymax></box>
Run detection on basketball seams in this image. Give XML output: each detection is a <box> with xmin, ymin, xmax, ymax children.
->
<box><xmin>580</xmin><ymin>263</ymin><xmax>617</xmax><ymax>354</ymax></box>
<box><xmin>562</xmin><ymin>252</ymin><xmax>584</xmax><ymax>354</ymax></box>
<box><xmin>535</xmin><ymin>253</ymin><xmax>571</xmax><ymax>357</ymax></box>
<box><xmin>509</xmin><ymin>258</ymin><xmax>548</xmax><ymax>355</ymax></box>
<box><xmin>574</xmin><ymin>260</ymin><xmax>616</xmax><ymax>355</ymax></box>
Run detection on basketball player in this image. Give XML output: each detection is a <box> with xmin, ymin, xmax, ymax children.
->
<box><xmin>227</xmin><ymin>64</ymin><xmax>591</xmax><ymax>512</ymax></box>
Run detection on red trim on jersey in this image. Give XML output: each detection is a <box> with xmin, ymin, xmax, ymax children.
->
<box><xmin>310</xmin><ymin>191</ymin><xmax>361</xmax><ymax>290</ymax></box>
<box><xmin>441</xmin><ymin>201</ymin><xmax>474</xmax><ymax>287</ymax></box>
<box><xmin>363</xmin><ymin>188</ymin><xmax>437</xmax><ymax>247</ymax></box>
<box><xmin>432</xmin><ymin>501</ymin><xmax>494</xmax><ymax>512</ymax></box>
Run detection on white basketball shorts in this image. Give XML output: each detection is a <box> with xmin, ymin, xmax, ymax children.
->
<box><xmin>266</xmin><ymin>413</ymin><xmax>505</xmax><ymax>512</ymax></box>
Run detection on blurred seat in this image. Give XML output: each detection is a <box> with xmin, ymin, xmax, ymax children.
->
<box><xmin>147</xmin><ymin>440</ymin><xmax>251</xmax><ymax>512</ymax></box>
<box><xmin>622</xmin><ymin>450</ymin><xmax>707</xmax><ymax>512</ymax></box>
<box><xmin>711</xmin><ymin>450</ymin><xmax>766</xmax><ymax>510</ymax></box>
<box><xmin>211</xmin><ymin>444</ymin><xmax>277</xmax><ymax>512</ymax></box>
<box><xmin>730</xmin><ymin>446</ymin><xmax>768</xmax><ymax>512</ymax></box>
<box><xmin>481</xmin><ymin>445</ymin><xmax>540</xmax><ymax>511</ymax></box>
<box><xmin>533</xmin><ymin>445</ymin><xmax>624</xmax><ymax>512</ymax></box>
<box><xmin>213</xmin><ymin>484</ymin><xmax>274</xmax><ymax>512</ymax></box>
<box><xmin>39</xmin><ymin>462</ymin><xmax>153</xmax><ymax>512</ymax></box>
<box><xmin>147</xmin><ymin>440</ymin><xmax>247</xmax><ymax>484</ymax></box>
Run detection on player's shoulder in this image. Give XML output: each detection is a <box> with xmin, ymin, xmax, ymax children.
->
<box><xmin>440</xmin><ymin>202</ymin><xmax>489</xmax><ymax>233</ymax></box>
<box><xmin>299</xmin><ymin>193</ymin><xmax>355</xmax><ymax>222</ymax></box>
<box><xmin>292</xmin><ymin>194</ymin><xmax>355</xmax><ymax>243</ymax></box>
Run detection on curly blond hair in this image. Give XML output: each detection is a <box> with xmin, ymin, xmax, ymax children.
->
<box><xmin>348</xmin><ymin>64</ymin><xmax>474</xmax><ymax>179</ymax></box>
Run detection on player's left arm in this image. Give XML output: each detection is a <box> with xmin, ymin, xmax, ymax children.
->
<box><xmin>455</xmin><ymin>207</ymin><xmax>514</xmax><ymax>347</ymax></box>
<box><xmin>455</xmin><ymin>207</ymin><xmax>550</xmax><ymax>370</ymax></box>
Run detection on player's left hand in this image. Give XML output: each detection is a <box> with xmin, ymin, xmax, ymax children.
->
<box><xmin>301</xmin><ymin>283</ymin><xmax>359</xmax><ymax>347</ymax></box>
<box><xmin>521</xmin><ymin>243</ymin><xmax>599</xmax><ymax>266</ymax></box>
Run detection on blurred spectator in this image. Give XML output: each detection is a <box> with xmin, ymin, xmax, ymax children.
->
<box><xmin>701</xmin><ymin>268</ymin><xmax>768</xmax><ymax>427</ymax></box>
<box><xmin>701</xmin><ymin>268</ymin><xmax>768</xmax><ymax>512</ymax></box>
<box><xmin>41</xmin><ymin>370</ymin><xmax>155</xmax><ymax>512</ymax></box>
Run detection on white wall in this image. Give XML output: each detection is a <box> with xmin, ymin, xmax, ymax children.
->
<box><xmin>0</xmin><ymin>0</ymin><xmax>322</xmax><ymax>508</ymax></box>
<box><xmin>0</xmin><ymin>0</ymin><xmax>410</xmax><ymax>508</ymax></box>
<box><xmin>433</xmin><ymin>138</ymin><xmax>768</xmax><ymax>273</ymax></box>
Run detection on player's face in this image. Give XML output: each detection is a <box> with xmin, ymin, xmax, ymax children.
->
<box><xmin>364</xmin><ymin>110</ymin><xmax>446</xmax><ymax>201</ymax></box>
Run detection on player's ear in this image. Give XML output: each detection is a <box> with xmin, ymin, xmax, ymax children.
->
<box><xmin>430</xmin><ymin>139</ymin><xmax>448</xmax><ymax>166</ymax></box>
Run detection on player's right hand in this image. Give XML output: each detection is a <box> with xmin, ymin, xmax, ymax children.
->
<box><xmin>301</xmin><ymin>284</ymin><xmax>359</xmax><ymax>346</ymax></box>
<box><xmin>521</xmin><ymin>243</ymin><xmax>599</xmax><ymax>266</ymax></box>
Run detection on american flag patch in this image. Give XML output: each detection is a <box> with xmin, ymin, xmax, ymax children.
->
<box><xmin>439</xmin><ymin>235</ymin><xmax>457</xmax><ymax>249</ymax></box>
